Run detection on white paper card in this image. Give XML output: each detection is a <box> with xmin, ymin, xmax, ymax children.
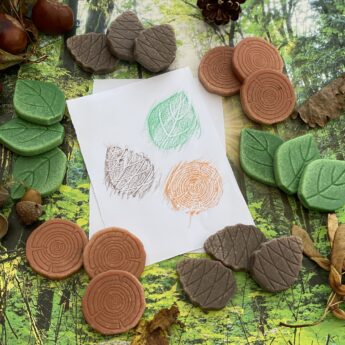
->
<box><xmin>67</xmin><ymin>68</ymin><xmax>253</xmax><ymax>265</ymax></box>
<box><xmin>89</xmin><ymin>78</ymin><xmax>225</xmax><ymax>233</ymax></box>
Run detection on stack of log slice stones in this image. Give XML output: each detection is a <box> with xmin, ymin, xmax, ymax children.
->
<box><xmin>82</xmin><ymin>227</ymin><xmax>146</xmax><ymax>335</ymax></box>
<box><xmin>198</xmin><ymin>37</ymin><xmax>296</xmax><ymax>125</ymax></box>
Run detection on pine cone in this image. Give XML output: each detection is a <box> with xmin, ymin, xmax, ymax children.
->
<box><xmin>197</xmin><ymin>0</ymin><xmax>245</xmax><ymax>25</ymax></box>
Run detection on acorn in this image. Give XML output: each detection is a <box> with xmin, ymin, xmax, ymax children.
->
<box><xmin>21</xmin><ymin>188</ymin><xmax>42</xmax><ymax>205</ymax></box>
<box><xmin>0</xmin><ymin>186</ymin><xmax>9</xmax><ymax>208</ymax></box>
<box><xmin>0</xmin><ymin>214</ymin><xmax>8</xmax><ymax>240</ymax></box>
<box><xmin>32</xmin><ymin>0</ymin><xmax>74</xmax><ymax>35</ymax></box>
<box><xmin>0</xmin><ymin>13</ymin><xmax>28</xmax><ymax>54</ymax></box>
<box><xmin>16</xmin><ymin>201</ymin><xmax>43</xmax><ymax>225</ymax></box>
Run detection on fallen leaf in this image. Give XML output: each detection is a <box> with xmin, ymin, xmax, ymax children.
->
<box><xmin>131</xmin><ymin>304</ymin><xmax>181</xmax><ymax>345</ymax></box>
<box><xmin>0</xmin><ymin>48</ymin><xmax>25</xmax><ymax>70</ymax></box>
<box><xmin>292</xmin><ymin>75</ymin><xmax>345</xmax><ymax>127</ymax></box>
<box><xmin>291</xmin><ymin>225</ymin><xmax>330</xmax><ymax>271</ymax></box>
<box><xmin>330</xmin><ymin>294</ymin><xmax>345</xmax><ymax>320</ymax></box>
<box><xmin>328</xmin><ymin>213</ymin><xmax>339</xmax><ymax>246</ymax></box>
<box><xmin>329</xmin><ymin>224</ymin><xmax>345</xmax><ymax>295</ymax></box>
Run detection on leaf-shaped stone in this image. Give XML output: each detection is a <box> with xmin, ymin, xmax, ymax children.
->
<box><xmin>250</xmin><ymin>236</ymin><xmax>303</xmax><ymax>292</ymax></box>
<box><xmin>106</xmin><ymin>11</ymin><xmax>144</xmax><ymax>61</ymax></box>
<box><xmin>67</xmin><ymin>33</ymin><xmax>117</xmax><ymax>74</ymax></box>
<box><xmin>274</xmin><ymin>134</ymin><xmax>320</xmax><ymax>194</ymax></box>
<box><xmin>147</xmin><ymin>91</ymin><xmax>199</xmax><ymax>150</ymax></box>
<box><xmin>134</xmin><ymin>24</ymin><xmax>177</xmax><ymax>73</ymax></box>
<box><xmin>11</xmin><ymin>148</ymin><xmax>67</xmax><ymax>199</ymax></box>
<box><xmin>204</xmin><ymin>224</ymin><xmax>266</xmax><ymax>271</ymax></box>
<box><xmin>14</xmin><ymin>80</ymin><xmax>65</xmax><ymax>125</ymax></box>
<box><xmin>177</xmin><ymin>258</ymin><xmax>236</xmax><ymax>310</ymax></box>
<box><xmin>0</xmin><ymin>118</ymin><xmax>64</xmax><ymax>156</ymax></box>
<box><xmin>105</xmin><ymin>146</ymin><xmax>155</xmax><ymax>198</ymax></box>
<box><xmin>298</xmin><ymin>159</ymin><xmax>345</xmax><ymax>211</ymax></box>
<box><xmin>240</xmin><ymin>128</ymin><xmax>284</xmax><ymax>186</ymax></box>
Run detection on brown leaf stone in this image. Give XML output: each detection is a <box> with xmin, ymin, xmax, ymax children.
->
<box><xmin>67</xmin><ymin>33</ymin><xmax>117</xmax><ymax>74</ymax></box>
<box><xmin>176</xmin><ymin>258</ymin><xmax>236</xmax><ymax>310</ymax></box>
<box><xmin>134</xmin><ymin>25</ymin><xmax>177</xmax><ymax>73</ymax></box>
<box><xmin>292</xmin><ymin>75</ymin><xmax>345</xmax><ymax>127</ymax></box>
<box><xmin>250</xmin><ymin>236</ymin><xmax>303</xmax><ymax>292</ymax></box>
<box><xmin>106</xmin><ymin>11</ymin><xmax>144</xmax><ymax>61</ymax></box>
<box><xmin>204</xmin><ymin>224</ymin><xmax>266</xmax><ymax>271</ymax></box>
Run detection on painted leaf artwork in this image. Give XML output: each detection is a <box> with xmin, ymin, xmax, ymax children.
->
<box><xmin>240</xmin><ymin>128</ymin><xmax>284</xmax><ymax>186</ymax></box>
<box><xmin>0</xmin><ymin>118</ymin><xmax>64</xmax><ymax>156</ymax></box>
<box><xmin>11</xmin><ymin>148</ymin><xmax>67</xmax><ymax>199</ymax></box>
<box><xmin>104</xmin><ymin>145</ymin><xmax>155</xmax><ymax>198</ymax></box>
<box><xmin>298</xmin><ymin>159</ymin><xmax>345</xmax><ymax>211</ymax></box>
<box><xmin>146</xmin><ymin>91</ymin><xmax>200</xmax><ymax>150</ymax></box>
<box><xmin>274</xmin><ymin>134</ymin><xmax>320</xmax><ymax>194</ymax></box>
<box><xmin>13</xmin><ymin>80</ymin><xmax>65</xmax><ymax>125</ymax></box>
<box><xmin>164</xmin><ymin>160</ymin><xmax>222</xmax><ymax>215</ymax></box>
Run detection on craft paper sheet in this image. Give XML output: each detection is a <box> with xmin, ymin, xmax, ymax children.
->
<box><xmin>89</xmin><ymin>78</ymin><xmax>226</xmax><ymax>233</ymax></box>
<box><xmin>67</xmin><ymin>68</ymin><xmax>253</xmax><ymax>264</ymax></box>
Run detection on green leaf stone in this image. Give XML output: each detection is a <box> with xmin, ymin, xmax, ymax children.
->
<box><xmin>0</xmin><ymin>118</ymin><xmax>64</xmax><ymax>156</ymax></box>
<box><xmin>146</xmin><ymin>91</ymin><xmax>200</xmax><ymax>150</ymax></box>
<box><xmin>240</xmin><ymin>128</ymin><xmax>284</xmax><ymax>186</ymax></box>
<box><xmin>274</xmin><ymin>134</ymin><xmax>320</xmax><ymax>194</ymax></box>
<box><xmin>11</xmin><ymin>148</ymin><xmax>67</xmax><ymax>199</ymax></box>
<box><xmin>298</xmin><ymin>159</ymin><xmax>345</xmax><ymax>211</ymax></box>
<box><xmin>14</xmin><ymin>80</ymin><xmax>66</xmax><ymax>125</ymax></box>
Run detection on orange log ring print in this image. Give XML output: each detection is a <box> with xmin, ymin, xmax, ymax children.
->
<box><xmin>164</xmin><ymin>161</ymin><xmax>223</xmax><ymax>215</ymax></box>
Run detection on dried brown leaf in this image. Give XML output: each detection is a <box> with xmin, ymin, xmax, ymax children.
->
<box><xmin>131</xmin><ymin>304</ymin><xmax>181</xmax><ymax>345</ymax></box>
<box><xmin>328</xmin><ymin>213</ymin><xmax>339</xmax><ymax>246</ymax></box>
<box><xmin>0</xmin><ymin>48</ymin><xmax>25</xmax><ymax>70</ymax></box>
<box><xmin>291</xmin><ymin>225</ymin><xmax>330</xmax><ymax>271</ymax></box>
<box><xmin>292</xmin><ymin>75</ymin><xmax>345</xmax><ymax>127</ymax></box>
<box><xmin>329</xmin><ymin>224</ymin><xmax>345</xmax><ymax>295</ymax></box>
<box><xmin>23</xmin><ymin>18</ymin><xmax>39</xmax><ymax>42</ymax></box>
<box><xmin>329</xmin><ymin>294</ymin><xmax>345</xmax><ymax>320</ymax></box>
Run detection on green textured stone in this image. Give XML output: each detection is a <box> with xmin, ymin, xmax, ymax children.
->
<box><xmin>274</xmin><ymin>134</ymin><xmax>320</xmax><ymax>194</ymax></box>
<box><xmin>11</xmin><ymin>148</ymin><xmax>67</xmax><ymax>199</ymax></box>
<box><xmin>0</xmin><ymin>118</ymin><xmax>64</xmax><ymax>156</ymax></box>
<box><xmin>240</xmin><ymin>128</ymin><xmax>284</xmax><ymax>186</ymax></box>
<box><xmin>14</xmin><ymin>80</ymin><xmax>65</xmax><ymax>125</ymax></box>
<box><xmin>298</xmin><ymin>159</ymin><xmax>345</xmax><ymax>212</ymax></box>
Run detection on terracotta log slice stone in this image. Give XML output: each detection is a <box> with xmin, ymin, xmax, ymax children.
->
<box><xmin>198</xmin><ymin>46</ymin><xmax>241</xmax><ymax>96</ymax></box>
<box><xmin>106</xmin><ymin>11</ymin><xmax>144</xmax><ymax>61</ymax></box>
<box><xmin>26</xmin><ymin>219</ymin><xmax>88</xmax><ymax>279</ymax></box>
<box><xmin>82</xmin><ymin>270</ymin><xmax>145</xmax><ymax>335</ymax></box>
<box><xmin>240</xmin><ymin>69</ymin><xmax>296</xmax><ymax>125</ymax></box>
<box><xmin>83</xmin><ymin>227</ymin><xmax>146</xmax><ymax>279</ymax></box>
<box><xmin>67</xmin><ymin>33</ymin><xmax>117</xmax><ymax>74</ymax></box>
<box><xmin>233</xmin><ymin>37</ymin><xmax>284</xmax><ymax>81</ymax></box>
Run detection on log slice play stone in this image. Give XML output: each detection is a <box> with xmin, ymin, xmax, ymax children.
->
<box><xmin>233</xmin><ymin>37</ymin><xmax>284</xmax><ymax>81</ymax></box>
<box><xmin>198</xmin><ymin>46</ymin><xmax>241</xmax><ymax>96</ymax></box>
<box><xmin>82</xmin><ymin>270</ymin><xmax>145</xmax><ymax>335</ymax></box>
<box><xmin>26</xmin><ymin>219</ymin><xmax>88</xmax><ymax>279</ymax></box>
<box><xmin>240</xmin><ymin>69</ymin><xmax>296</xmax><ymax>125</ymax></box>
<box><xmin>83</xmin><ymin>227</ymin><xmax>146</xmax><ymax>279</ymax></box>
